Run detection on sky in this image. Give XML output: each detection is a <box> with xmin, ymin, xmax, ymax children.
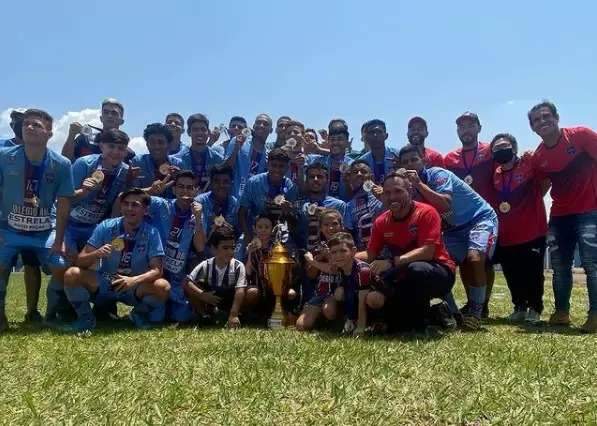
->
<box><xmin>1</xmin><ymin>0</ymin><xmax>596</xmax><ymax>170</ymax></box>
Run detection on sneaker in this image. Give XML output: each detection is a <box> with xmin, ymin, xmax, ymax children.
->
<box><xmin>461</xmin><ymin>314</ymin><xmax>481</xmax><ymax>331</ymax></box>
<box><xmin>548</xmin><ymin>310</ymin><xmax>571</xmax><ymax>326</ymax></box>
<box><xmin>525</xmin><ymin>309</ymin><xmax>541</xmax><ymax>324</ymax></box>
<box><xmin>459</xmin><ymin>303</ymin><xmax>471</xmax><ymax>315</ymax></box>
<box><xmin>24</xmin><ymin>310</ymin><xmax>43</xmax><ymax>323</ymax></box>
<box><xmin>0</xmin><ymin>312</ymin><xmax>8</xmax><ymax>332</ymax></box>
<box><xmin>508</xmin><ymin>307</ymin><xmax>527</xmax><ymax>322</ymax></box>
<box><xmin>580</xmin><ymin>312</ymin><xmax>597</xmax><ymax>334</ymax></box>
<box><xmin>62</xmin><ymin>317</ymin><xmax>96</xmax><ymax>333</ymax></box>
<box><xmin>129</xmin><ymin>311</ymin><xmax>151</xmax><ymax>330</ymax></box>
<box><xmin>430</xmin><ymin>301</ymin><xmax>457</xmax><ymax>330</ymax></box>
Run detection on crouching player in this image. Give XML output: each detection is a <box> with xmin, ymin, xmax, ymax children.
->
<box><xmin>63</xmin><ymin>189</ymin><xmax>170</xmax><ymax>332</ymax></box>
<box><xmin>357</xmin><ymin>171</ymin><xmax>456</xmax><ymax>332</ymax></box>
<box><xmin>184</xmin><ymin>227</ymin><xmax>247</xmax><ymax>328</ymax></box>
<box><xmin>147</xmin><ymin>171</ymin><xmax>207</xmax><ymax>323</ymax></box>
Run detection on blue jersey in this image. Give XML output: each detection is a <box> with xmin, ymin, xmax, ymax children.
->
<box><xmin>0</xmin><ymin>145</ymin><xmax>74</xmax><ymax>237</ymax></box>
<box><xmin>174</xmin><ymin>146</ymin><xmax>224</xmax><ymax>192</ymax></box>
<box><xmin>306</xmin><ymin>154</ymin><xmax>353</xmax><ymax>201</ymax></box>
<box><xmin>195</xmin><ymin>191</ymin><xmax>240</xmax><ymax>233</ymax></box>
<box><xmin>419</xmin><ymin>167</ymin><xmax>495</xmax><ymax>229</ymax></box>
<box><xmin>298</xmin><ymin>196</ymin><xmax>347</xmax><ymax>249</ymax></box>
<box><xmin>344</xmin><ymin>190</ymin><xmax>384</xmax><ymax>251</ymax></box>
<box><xmin>147</xmin><ymin>197</ymin><xmax>197</xmax><ymax>281</ymax></box>
<box><xmin>70</xmin><ymin>154</ymin><xmax>130</xmax><ymax>227</ymax></box>
<box><xmin>225</xmin><ymin>137</ymin><xmax>269</xmax><ymax>198</ymax></box>
<box><xmin>129</xmin><ymin>153</ymin><xmax>183</xmax><ymax>199</ymax></box>
<box><xmin>169</xmin><ymin>142</ymin><xmax>189</xmax><ymax>156</ymax></box>
<box><xmin>240</xmin><ymin>172</ymin><xmax>299</xmax><ymax>220</ymax></box>
<box><xmin>0</xmin><ymin>138</ymin><xmax>17</xmax><ymax>148</ymax></box>
<box><xmin>358</xmin><ymin>147</ymin><xmax>398</xmax><ymax>185</ymax></box>
<box><xmin>73</xmin><ymin>133</ymin><xmax>136</xmax><ymax>163</ymax></box>
<box><xmin>88</xmin><ymin>217</ymin><xmax>164</xmax><ymax>276</ymax></box>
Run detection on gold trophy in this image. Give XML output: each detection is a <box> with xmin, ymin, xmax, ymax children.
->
<box><xmin>264</xmin><ymin>223</ymin><xmax>295</xmax><ymax>329</ymax></box>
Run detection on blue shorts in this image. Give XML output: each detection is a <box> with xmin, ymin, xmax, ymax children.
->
<box><xmin>60</xmin><ymin>224</ymin><xmax>95</xmax><ymax>267</ymax></box>
<box><xmin>165</xmin><ymin>276</ymin><xmax>194</xmax><ymax>322</ymax></box>
<box><xmin>443</xmin><ymin>213</ymin><xmax>498</xmax><ymax>264</ymax></box>
<box><xmin>0</xmin><ymin>229</ymin><xmax>65</xmax><ymax>271</ymax></box>
<box><xmin>305</xmin><ymin>294</ymin><xmax>334</xmax><ymax>307</ymax></box>
<box><xmin>92</xmin><ymin>272</ymin><xmax>140</xmax><ymax>307</ymax></box>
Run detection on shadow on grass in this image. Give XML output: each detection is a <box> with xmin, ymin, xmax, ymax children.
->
<box><xmin>484</xmin><ymin>316</ymin><xmax>587</xmax><ymax>336</ymax></box>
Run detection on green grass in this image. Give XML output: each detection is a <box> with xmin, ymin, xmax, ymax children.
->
<box><xmin>1</xmin><ymin>273</ymin><xmax>596</xmax><ymax>425</ymax></box>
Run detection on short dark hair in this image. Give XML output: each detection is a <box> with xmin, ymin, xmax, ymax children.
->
<box><xmin>229</xmin><ymin>116</ymin><xmax>247</xmax><ymax>125</ymax></box>
<box><xmin>165</xmin><ymin>113</ymin><xmax>185</xmax><ymax>126</ymax></box>
<box><xmin>23</xmin><ymin>109</ymin><xmax>53</xmax><ymax>129</ymax></box>
<box><xmin>119</xmin><ymin>188</ymin><xmax>150</xmax><ymax>206</ymax></box>
<box><xmin>101</xmin><ymin>98</ymin><xmax>124</xmax><ymax>116</ymax></box>
<box><xmin>174</xmin><ymin>170</ymin><xmax>196</xmax><ymax>184</ymax></box>
<box><xmin>527</xmin><ymin>100</ymin><xmax>559</xmax><ymax>125</ymax></box>
<box><xmin>255</xmin><ymin>214</ymin><xmax>275</xmax><ymax>227</ymax></box>
<box><xmin>490</xmin><ymin>133</ymin><xmax>518</xmax><ymax>153</ymax></box>
<box><xmin>327</xmin><ymin>231</ymin><xmax>355</xmax><ymax>249</ymax></box>
<box><xmin>319</xmin><ymin>208</ymin><xmax>343</xmax><ymax>226</ymax></box>
<box><xmin>209</xmin><ymin>163</ymin><xmax>234</xmax><ymax>180</ymax></box>
<box><xmin>382</xmin><ymin>169</ymin><xmax>410</xmax><ymax>186</ymax></box>
<box><xmin>349</xmin><ymin>159</ymin><xmax>371</xmax><ymax>171</ymax></box>
<box><xmin>363</xmin><ymin>119</ymin><xmax>386</xmax><ymax>132</ymax></box>
<box><xmin>187</xmin><ymin>113</ymin><xmax>209</xmax><ymax>130</ymax></box>
<box><xmin>285</xmin><ymin>120</ymin><xmax>305</xmax><ymax>132</ymax></box>
<box><xmin>207</xmin><ymin>226</ymin><xmax>236</xmax><ymax>248</ymax></box>
<box><xmin>276</xmin><ymin>116</ymin><xmax>292</xmax><ymax>125</ymax></box>
<box><xmin>143</xmin><ymin>123</ymin><xmax>173</xmax><ymax>143</ymax></box>
<box><xmin>305</xmin><ymin>128</ymin><xmax>318</xmax><ymax>141</ymax></box>
<box><xmin>398</xmin><ymin>144</ymin><xmax>421</xmax><ymax>160</ymax></box>
<box><xmin>306</xmin><ymin>162</ymin><xmax>329</xmax><ymax>175</ymax></box>
<box><xmin>268</xmin><ymin>148</ymin><xmax>290</xmax><ymax>163</ymax></box>
<box><xmin>99</xmin><ymin>128</ymin><xmax>129</xmax><ymax>146</ymax></box>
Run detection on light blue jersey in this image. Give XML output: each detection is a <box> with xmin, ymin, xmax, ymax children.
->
<box><xmin>344</xmin><ymin>190</ymin><xmax>384</xmax><ymax>251</ymax></box>
<box><xmin>357</xmin><ymin>146</ymin><xmax>398</xmax><ymax>185</ymax></box>
<box><xmin>88</xmin><ymin>217</ymin><xmax>164</xmax><ymax>276</ymax></box>
<box><xmin>0</xmin><ymin>138</ymin><xmax>17</xmax><ymax>148</ymax></box>
<box><xmin>419</xmin><ymin>167</ymin><xmax>495</xmax><ymax>229</ymax></box>
<box><xmin>196</xmin><ymin>191</ymin><xmax>239</xmax><ymax>233</ymax></box>
<box><xmin>306</xmin><ymin>154</ymin><xmax>353</xmax><ymax>201</ymax></box>
<box><xmin>298</xmin><ymin>196</ymin><xmax>346</xmax><ymax>249</ymax></box>
<box><xmin>225</xmin><ymin>137</ymin><xmax>269</xmax><ymax>198</ymax></box>
<box><xmin>0</xmin><ymin>145</ymin><xmax>74</xmax><ymax>237</ymax></box>
<box><xmin>239</xmin><ymin>172</ymin><xmax>299</xmax><ymax>220</ymax></box>
<box><xmin>174</xmin><ymin>146</ymin><xmax>223</xmax><ymax>192</ymax></box>
<box><xmin>129</xmin><ymin>153</ymin><xmax>183</xmax><ymax>199</ymax></box>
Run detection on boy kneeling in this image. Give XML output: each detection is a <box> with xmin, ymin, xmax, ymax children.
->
<box><xmin>185</xmin><ymin>227</ymin><xmax>248</xmax><ymax>328</ymax></box>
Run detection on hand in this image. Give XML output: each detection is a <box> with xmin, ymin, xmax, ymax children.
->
<box><xmin>371</xmin><ymin>184</ymin><xmax>384</xmax><ymax>200</ymax></box>
<box><xmin>318</xmin><ymin>129</ymin><xmax>328</xmax><ymax>141</ymax></box>
<box><xmin>50</xmin><ymin>240</ymin><xmax>66</xmax><ymax>256</ymax></box>
<box><xmin>226</xmin><ymin>315</ymin><xmax>241</xmax><ymax>329</ymax></box>
<box><xmin>287</xmin><ymin>288</ymin><xmax>297</xmax><ymax>300</ymax></box>
<box><xmin>236</xmin><ymin>133</ymin><xmax>247</xmax><ymax>146</ymax></box>
<box><xmin>191</xmin><ymin>202</ymin><xmax>203</xmax><ymax>219</ymax></box>
<box><xmin>149</xmin><ymin>174</ymin><xmax>174</xmax><ymax>195</ymax></box>
<box><xmin>209</xmin><ymin>128</ymin><xmax>221</xmax><ymax>144</ymax></box>
<box><xmin>406</xmin><ymin>170</ymin><xmax>421</xmax><ymax>186</ymax></box>
<box><xmin>111</xmin><ymin>274</ymin><xmax>137</xmax><ymax>293</ymax></box>
<box><xmin>247</xmin><ymin>238</ymin><xmax>262</xmax><ymax>254</ymax></box>
<box><xmin>95</xmin><ymin>244</ymin><xmax>113</xmax><ymax>259</ymax></box>
<box><xmin>69</xmin><ymin>122</ymin><xmax>83</xmax><ymax>136</ymax></box>
<box><xmin>343</xmin><ymin>319</ymin><xmax>356</xmax><ymax>334</ymax></box>
<box><xmin>82</xmin><ymin>177</ymin><xmax>102</xmax><ymax>192</ymax></box>
<box><xmin>201</xmin><ymin>291</ymin><xmax>222</xmax><ymax>306</ymax></box>
<box><xmin>370</xmin><ymin>259</ymin><xmax>392</xmax><ymax>275</ymax></box>
<box><xmin>303</xmin><ymin>251</ymin><xmax>314</xmax><ymax>263</ymax></box>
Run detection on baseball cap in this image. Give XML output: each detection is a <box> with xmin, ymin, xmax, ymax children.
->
<box><xmin>408</xmin><ymin>116</ymin><xmax>427</xmax><ymax>128</ymax></box>
<box><xmin>456</xmin><ymin>112</ymin><xmax>481</xmax><ymax>125</ymax></box>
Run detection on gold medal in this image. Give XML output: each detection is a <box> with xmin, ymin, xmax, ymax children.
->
<box><xmin>214</xmin><ymin>215</ymin><xmax>225</xmax><ymax>226</ymax></box>
<box><xmin>30</xmin><ymin>195</ymin><xmax>39</xmax><ymax>208</ymax></box>
<box><xmin>159</xmin><ymin>163</ymin><xmax>171</xmax><ymax>176</ymax></box>
<box><xmin>273</xmin><ymin>195</ymin><xmax>285</xmax><ymax>205</ymax></box>
<box><xmin>306</xmin><ymin>203</ymin><xmax>318</xmax><ymax>216</ymax></box>
<box><xmin>499</xmin><ymin>201</ymin><xmax>511</xmax><ymax>214</ymax></box>
<box><xmin>91</xmin><ymin>170</ymin><xmax>105</xmax><ymax>184</ymax></box>
<box><xmin>111</xmin><ymin>238</ymin><xmax>125</xmax><ymax>251</ymax></box>
<box><xmin>362</xmin><ymin>180</ymin><xmax>374</xmax><ymax>192</ymax></box>
<box><xmin>464</xmin><ymin>175</ymin><xmax>474</xmax><ymax>185</ymax></box>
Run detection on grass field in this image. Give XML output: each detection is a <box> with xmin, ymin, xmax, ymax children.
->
<box><xmin>1</xmin><ymin>273</ymin><xmax>595</xmax><ymax>425</ymax></box>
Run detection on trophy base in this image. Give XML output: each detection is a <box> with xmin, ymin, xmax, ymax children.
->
<box><xmin>267</xmin><ymin>317</ymin><xmax>284</xmax><ymax>329</ymax></box>
<box><xmin>268</xmin><ymin>296</ymin><xmax>284</xmax><ymax>330</ymax></box>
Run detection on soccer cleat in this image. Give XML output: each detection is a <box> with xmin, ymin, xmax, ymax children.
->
<box><xmin>580</xmin><ymin>312</ymin><xmax>597</xmax><ymax>334</ymax></box>
<box><xmin>548</xmin><ymin>310</ymin><xmax>571</xmax><ymax>326</ymax></box>
<box><xmin>129</xmin><ymin>311</ymin><xmax>151</xmax><ymax>330</ymax></box>
<box><xmin>525</xmin><ymin>309</ymin><xmax>541</xmax><ymax>324</ymax></box>
<box><xmin>508</xmin><ymin>307</ymin><xmax>527</xmax><ymax>322</ymax></box>
<box><xmin>459</xmin><ymin>302</ymin><xmax>471</xmax><ymax>315</ymax></box>
<box><xmin>0</xmin><ymin>312</ymin><xmax>8</xmax><ymax>332</ymax></box>
<box><xmin>461</xmin><ymin>314</ymin><xmax>481</xmax><ymax>331</ymax></box>
<box><xmin>430</xmin><ymin>301</ymin><xmax>457</xmax><ymax>330</ymax></box>
<box><xmin>62</xmin><ymin>317</ymin><xmax>96</xmax><ymax>333</ymax></box>
<box><xmin>24</xmin><ymin>310</ymin><xmax>43</xmax><ymax>323</ymax></box>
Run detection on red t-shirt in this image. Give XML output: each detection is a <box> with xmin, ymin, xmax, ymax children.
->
<box><xmin>492</xmin><ymin>156</ymin><xmax>548</xmax><ymax>246</ymax></box>
<box><xmin>368</xmin><ymin>201</ymin><xmax>456</xmax><ymax>272</ymax></box>
<box><xmin>532</xmin><ymin>126</ymin><xmax>597</xmax><ymax>217</ymax></box>
<box><xmin>423</xmin><ymin>147</ymin><xmax>445</xmax><ymax>168</ymax></box>
<box><xmin>444</xmin><ymin>142</ymin><xmax>497</xmax><ymax>204</ymax></box>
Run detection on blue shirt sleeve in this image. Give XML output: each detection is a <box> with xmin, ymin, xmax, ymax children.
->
<box><xmin>148</xmin><ymin>225</ymin><xmax>165</xmax><ymax>259</ymax></box>
<box><xmin>429</xmin><ymin>168</ymin><xmax>453</xmax><ymax>194</ymax></box>
<box><xmin>72</xmin><ymin>157</ymin><xmax>89</xmax><ymax>189</ymax></box>
<box><xmin>239</xmin><ymin>179</ymin><xmax>253</xmax><ymax>209</ymax></box>
<box><xmin>56</xmin><ymin>157</ymin><xmax>75</xmax><ymax>198</ymax></box>
<box><xmin>88</xmin><ymin>220</ymin><xmax>108</xmax><ymax>248</ymax></box>
<box><xmin>344</xmin><ymin>202</ymin><xmax>354</xmax><ymax>231</ymax></box>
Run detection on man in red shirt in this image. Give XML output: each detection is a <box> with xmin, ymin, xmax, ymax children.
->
<box><xmin>529</xmin><ymin>101</ymin><xmax>597</xmax><ymax>333</ymax></box>
<box><xmin>357</xmin><ymin>171</ymin><xmax>456</xmax><ymax>331</ymax></box>
<box><xmin>407</xmin><ymin>116</ymin><xmax>445</xmax><ymax>168</ymax></box>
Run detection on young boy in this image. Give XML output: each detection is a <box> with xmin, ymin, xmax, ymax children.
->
<box><xmin>184</xmin><ymin>227</ymin><xmax>247</xmax><ymax>328</ymax></box>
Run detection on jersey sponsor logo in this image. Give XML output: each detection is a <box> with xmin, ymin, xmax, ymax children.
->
<box><xmin>432</xmin><ymin>175</ymin><xmax>448</xmax><ymax>186</ymax></box>
<box><xmin>566</xmin><ymin>145</ymin><xmax>576</xmax><ymax>156</ymax></box>
<box><xmin>7</xmin><ymin>205</ymin><xmax>52</xmax><ymax>232</ymax></box>
<box><xmin>383</xmin><ymin>232</ymin><xmax>394</xmax><ymax>238</ymax></box>
<box><xmin>70</xmin><ymin>204</ymin><xmax>106</xmax><ymax>224</ymax></box>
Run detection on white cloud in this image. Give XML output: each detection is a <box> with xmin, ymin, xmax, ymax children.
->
<box><xmin>0</xmin><ymin>107</ymin><xmax>147</xmax><ymax>155</ymax></box>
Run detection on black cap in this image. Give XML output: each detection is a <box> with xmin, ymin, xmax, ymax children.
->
<box><xmin>363</xmin><ymin>119</ymin><xmax>386</xmax><ymax>132</ymax></box>
<box><xmin>408</xmin><ymin>116</ymin><xmax>427</xmax><ymax>128</ymax></box>
<box><xmin>10</xmin><ymin>109</ymin><xmax>26</xmax><ymax>120</ymax></box>
<box><xmin>456</xmin><ymin>112</ymin><xmax>480</xmax><ymax>125</ymax></box>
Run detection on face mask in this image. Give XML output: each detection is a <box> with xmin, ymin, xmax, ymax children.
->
<box><xmin>493</xmin><ymin>148</ymin><xmax>514</xmax><ymax>164</ymax></box>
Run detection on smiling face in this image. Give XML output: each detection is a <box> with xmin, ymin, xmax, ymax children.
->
<box><xmin>146</xmin><ymin>133</ymin><xmax>170</xmax><ymax>163</ymax></box>
<box><xmin>407</xmin><ymin>121</ymin><xmax>428</xmax><ymax>146</ymax></box>
<box><xmin>165</xmin><ymin>115</ymin><xmax>184</xmax><ymax>141</ymax></box>
<box><xmin>252</xmin><ymin>115</ymin><xmax>273</xmax><ymax>140</ymax></box>
<box><xmin>400</xmin><ymin>150</ymin><xmax>425</xmax><ymax>174</ymax></box>
<box><xmin>22</xmin><ymin>116</ymin><xmax>52</xmax><ymax>148</ymax></box>
<box><xmin>529</xmin><ymin>106</ymin><xmax>560</xmax><ymax>139</ymax></box>
<box><xmin>320</xmin><ymin>213</ymin><xmax>342</xmax><ymax>241</ymax></box>
<box><xmin>349</xmin><ymin>162</ymin><xmax>371</xmax><ymax>190</ymax></box>
<box><xmin>382</xmin><ymin>176</ymin><xmax>413</xmax><ymax>218</ymax></box>
<box><xmin>306</xmin><ymin>167</ymin><xmax>328</xmax><ymax>194</ymax></box>
<box><xmin>457</xmin><ymin>118</ymin><xmax>481</xmax><ymax>147</ymax></box>
<box><xmin>189</xmin><ymin>121</ymin><xmax>210</xmax><ymax>148</ymax></box>
<box><xmin>100</xmin><ymin>103</ymin><xmax>124</xmax><ymax>130</ymax></box>
<box><xmin>100</xmin><ymin>142</ymin><xmax>128</xmax><ymax>167</ymax></box>
<box><xmin>329</xmin><ymin>241</ymin><xmax>356</xmax><ymax>269</ymax></box>
<box><xmin>364</xmin><ymin>124</ymin><xmax>388</xmax><ymax>151</ymax></box>
<box><xmin>210</xmin><ymin>173</ymin><xmax>232</xmax><ymax>200</ymax></box>
<box><xmin>121</xmin><ymin>194</ymin><xmax>148</xmax><ymax>226</ymax></box>
<box><xmin>328</xmin><ymin>133</ymin><xmax>348</xmax><ymax>156</ymax></box>
<box><xmin>254</xmin><ymin>216</ymin><xmax>273</xmax><ymax>242</ymax></box>
<box><xmin>173</xmin><ymin>176</ymin><xmax>198</xmax><ymax>202</ymax></box>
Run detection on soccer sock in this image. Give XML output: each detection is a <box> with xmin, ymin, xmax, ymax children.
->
<box><xmin>141</xmin><ymin>295</ymin><xmax>165</xmax><ymax>323</ymax></box>
<box><xmin>64</xmin><ymin>287</ymin><xmax>92</xmax><ymax>320</ymax></box>
<box><xmin>46</xmin><ymin>277</ymin><xmax>65</xmax><ymax>317</ymax></box>
<box><xmin>468</xmin><ymin>285</ymin><xmax>487</xmax><ymax>318</ymax></box>
<box><xmin>443</xmin><ymin>292</ymin><xmax>459</xmax><ymax>314</ymax></box>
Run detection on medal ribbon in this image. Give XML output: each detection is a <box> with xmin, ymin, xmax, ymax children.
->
<box><xmin>191</xmin><ymin>150</ymin><xmax>208</xmax><ymax>187</ymax></box>
<box><xmin>461</xmin><ymin>145</ymin><xmax>479</xmax><ymax>178</ymax></box>
<box><xmin>249</xmin><ymin>148</ymin><xmax>263</xmax><ymax>177</ymax></box>
<box><xmin>500</xmin><ymin>169</ymin><xmax>514</xmax><ymax>203</ymax></box>
<box><xmin>329</xmin><ymin>160</ymin><xmax>341</xmax><ymax>196</ymax></box>
<box><xmin>23</xmin><ymin>150</ymin><xmax>48</xmax><ymax>206</ymax></box>
<box><xmin>117</xmin><ymin>223</ymin><xmax>138</xmax><ymax>273</ymax></box>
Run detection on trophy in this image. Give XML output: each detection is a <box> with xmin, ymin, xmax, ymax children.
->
<box><xmin>264</xmin><ymin>223</ymin><xmax>295</xmax><ymax>329</ymax></box>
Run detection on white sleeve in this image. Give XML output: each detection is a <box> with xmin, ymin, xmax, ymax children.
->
<box><xmin>234</xmin><ymin>261</ymin><xmax>247</xmax><ymax>288</ymax></box>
